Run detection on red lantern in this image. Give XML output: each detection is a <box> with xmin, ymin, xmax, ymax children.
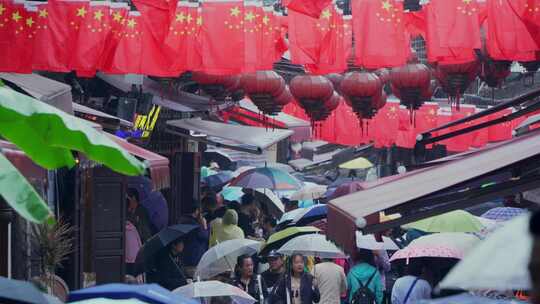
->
<box><xmin>434</xmin><ymin>60</ymin><xmax>480</xmax><ymax>107</ymax></box>
<box><xmin>325</xmin><ymin>73</ymin><xmax>345</xmax><ymax>92</ymax></box>
<box><xmin>241</xmin><ymin>71</ymin><xmax>286</xmax><ymax>115</ymax></box>
<box><xmin>311</xmin><ymin>92</ymin><xmax>340</xmax><ymax>122</ymax></box>
<box><xmin>191</xmin><ymin>72</ymin><xmax>241</xmax><ymax>101</ymax></box>
<box><xmin>340</xmin><ymin>71</ymin><xmax>383</xmax><ymax>119</ymax></box>
<box><xmin>374</xmin><ymin>68</ymin><xmax>391</xmax><ymax>84</ymax></box>
<box><xmin>290</xmin><ymin>75</ymin><xmax>335</xmax><ymax>122</ymax></box>
<box><xmin>390</xmin><ymin>63</ymin><xmax>431</xmax><ymax>110</ymax></box>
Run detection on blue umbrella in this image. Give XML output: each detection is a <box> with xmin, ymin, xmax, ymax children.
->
<box><xmin>127</xmin><ymin>176</ymin><xmax>153</xmax><ymax>202</ymax></box>
<box><xmin>203</xmin><ymin>171</ymin><xmax>235</xmax><ymax>190</ymax></box>
<box><xmin>294</xmin><ymin>204</ymin><xmax>328</xmax><ymax>225</ymax></box>
<box><xmin>481</xmin><ymin>207</ymin><xmax>528</xmax><ymax>222</ymax></box>
<box><xmin>141</xmin><ymin>191</ymin><xmax>169</xmax><ymax>232</ymax></box>
<box><xmin>220</xmin><ymin>186</ymin><xmax>245</xmax><ymax>203</ymax></box>
<box><xmin>417</xmin><ymin>293</ymin><xmax>527</xmax><ymax>304</ymax></box>
<box><xmin>68</xmin><ymin>284</ymin><xmax>197</xmax><ymax>304</ymax></box>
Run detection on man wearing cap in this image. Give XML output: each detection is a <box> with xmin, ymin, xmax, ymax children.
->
<box><xmin>262</xmin><ymin>250</ymin><xmax>285</xmax><ymax>293</ymax></box>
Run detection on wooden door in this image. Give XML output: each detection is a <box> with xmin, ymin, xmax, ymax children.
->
<box><xmin>90</xmin><ymin>167</ymin><xmax>126</xmax><ymax>284</ymax></box>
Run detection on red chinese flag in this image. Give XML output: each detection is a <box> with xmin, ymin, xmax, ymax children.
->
<box><xmin>335</xmin><ymin>102</ymin><xmax>364</xmax><ymax>146</ymax></box>
<box><xmin>435</xmin><ymin>113</ymin><xmax>452</xmax><ymax>147</ymax></box>
<box><xmin>395</xmin><ymin>108</ymin><xmax>416</xmax><ymax>149</ymax></box>
<box><xmin>352</xmin><ymin>0</ymin><xmax>411</xmax><ymax>69</ymax></box>
<box><xmin>445</xmin><ymin>106</ymin><xmax>476</xmax><ymax>152</ymax></box>
<box><xmin>200</xmin><ymin>0</ymin><xmax>245</xmax><ymax>75</ymax></box>
<box><xmin>242</xmin><ymin>2</ymin><xmax>263</xmax><ymax>73</ymax></box>
<box><xmin>98</xmin><ymin>2</ymin><xmax>129</xmax><ymax>72</ymax></box>
<box><xmin>131</xmin><ymin>0</ymin><xmax>177</xmax><ymax>42</ymax></box>
<box><xmin>486</xmin><ymin>0</ymin><xmax>539</xmax><ymax>61</ymax></box>
<box><xmin>488</xmin><ymin>108</ymin><xmax>513</xmax><ymax>142</ymax></box>
<box><xmin>70</xmin><ymin>1</ymin><xmax>111</xmax><ymax>77</ymax></box>
<box><xmin>283</xmin><ymin>0</ymin><xmax>332</xmax><ymax>18</ymax></box>
<box><xmin>509</xmin><ymin>0</ymin><xmax>540</xmax><ymax>47</ymax></box>
<box><xmin>31</xmin><ymin>2</ymin><xmax>68</xmax><ymax>72</ymax></box>
<box><xmin>415</xmin><ymin>103</ymin><xmax>439</xmax><ymax>133</ymax></box>
<box><xmin>258</xmin><ymin>7</ymin><xmax>287</xmax><ymax>70</ymax></box>
<box><xmin>424</xmin><ymin>0</ymin><xmax>481</xmax><ymax>64</ymax></box>
<box><xmin>471</xmin><ymin>114</ymin><xmax>489</xmax><ymax>148</ymax></box>
<box><xmin>372</xmin><ymin>101</ymin><xmax>400</xmax><ymax>148</ymax></box>
<box><xmin>288</xmin><ymin>9</ymin><xmax>320</xmax><ymax>65</ymax></box>
<box><xmin>0</xmin><ymin>0</ymin><xmax>19</xmax><ymax>72</ymax></box>
<box><xmin>1</xmin><ymin>2</ymin><xmax>36</xmax><ymax>73</ymax></box>
<box><xmin>163</xmin><ymin>1</ymin><xmax>202</xmax><ymax>74</ymax></box>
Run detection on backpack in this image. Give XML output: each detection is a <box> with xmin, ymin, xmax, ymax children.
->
<box><xmin>351</xmin><ymin>270</ymin><xmax>378</xmax><ymax>304</ymax></box>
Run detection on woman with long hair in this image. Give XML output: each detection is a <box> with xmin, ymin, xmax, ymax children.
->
<box><xmin>270</xmin><ymin>253</ymin><xmax>320</xmax><ymax>304</ymax></box>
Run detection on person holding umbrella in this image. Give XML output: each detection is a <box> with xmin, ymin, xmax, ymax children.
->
<box><xmin>391</xmin><ymin>259</ymin><xmax>432</xmax><ymax>304</ymax></box>
<box><xmin>233</xmin><ymin>255</ymin><xmax>269</xmax><ymax>303</ymax></box>
<box><xmin>152</xmin><ymin>238</ymin><xmax>188</xmax><ymax>290</ymax></box>
<box><xmin>270</xmin><ymin>253</ymin><xmax>320</xmax><ymax>304</ymax></box>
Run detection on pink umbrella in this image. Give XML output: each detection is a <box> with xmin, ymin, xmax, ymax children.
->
<box><xmin>390</xmin><ymin>245</ymin><xmax>464</xmax><ymax>262</ymax></box>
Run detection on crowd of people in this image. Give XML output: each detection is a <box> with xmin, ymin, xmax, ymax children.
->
<box><xmin>123</xmin><ymin>180</ymin><xmax>478</xmax><ymax>304</ymax></box>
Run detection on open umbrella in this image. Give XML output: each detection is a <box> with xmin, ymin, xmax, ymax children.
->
<box><xmin>0</xmin><ymin>152</ymin><xmax>52</xmax><ymax>224</ymax></box>
<box><xmin>71</xmin><ymin>299</ymin><xmax>148</xmax><ymax>304</ymax></box>
<box><xmin>203</xmin><ymin>171</ymin><xmax>235</xmax><ymax>190</ymax></box>
<box><xmin>390</xmin><ymin>233</ymin><xmax>481</xmax><ymax>262</ymax></box>
<box><xmin>220</xmin><ymin>186</ymin><xmax>284</xmax><ymax>216</ymax></box>
<box><xmin>402</xmin><ymin>210</ymin><xmax>485</xmax><ymax>233</ymax></box>
<box><xmin>0</xmin><ymin>276</ymin><xmax>50</xmax><ymax>304</ymax></box>
<box><xmin>0</xmin><ymin>86</ymin><xmax>145</xmax><ymax>176</ymax></box>
<box><xmin>289</xmin><ymin>184</ymin><xmax>327</xmax><ymax>201</ymax></box>
<box><xmin>135</xmin><ymin>224</ymin><xmax>198</xmax><ymax>272</ymax></box>
<box><xmin>292</xmin><ymin>204</ymin><xmax>328</xmax><ymax>226</ymax></box>
<box><xmin>355</xmin><ymin>232</ymin><xmax>399</xmax><ymax>251</ymax></box>
<box><xmin>260</xmin><ymin>226</ymin><xmax>320</xmax><ymax>256</ymax></box>
<box><xmin>67</xmin><ymin>284</ymin><xmax>196</xmax><ymax>304</ymax></box>
<box><xmin>229</xmin><ymin>167</ymin><xmax>302</xmax><ymax>191</ymax></box>
<box><xmin>325</xmin><ymin>180</ymin><xmax>365</xmax><ymax>200</ymax></box>
<box><xmin>417</xmin><ymin>293</ymin><xmax>527</xmax><ymax>304</ymax></box>
<box><xmin>195</xmin><ymin>239</ymin><xmax>262</xmax><ymax>280</ymax></box>
<box><xmin>481</xmin><ymin>207</ymin><xmax>528</xmax><ymax>222</ymax></box>
<box><xmin>338</xmin><ymin>157</ymin><xmax>373</xmax><ymax>170</ymax></box>
<box><xmin>173</xmin><ymin>281</ymin><xmax>256</xmax><ymax>304</ymax></box>
<box><xmin>439</xmin><ymin>215</ymin><xmax>532</xmax><ymax>291</ymax></box>
<box><xmin>220</xmin><ymin>186</ymin><xmax>245</xmax><ymax>203</ymax></box>
<box><xmin>277</xmin><ymin>233</ymin><xmax>346</xmax><ymax>259</ymax></box>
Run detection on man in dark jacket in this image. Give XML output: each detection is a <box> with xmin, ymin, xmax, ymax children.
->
<box><xmin>179</xmin><ymin>201</ymin><xmax>209</xmax><ymax>278</ymax></box>
<box><xmin>234</xmin><ymin>255</ymin><xmax>268</xmax><ymax>304</ymax></box>
<box><xmin>152</xmin><ymin>239</ymin><xmax>188</xmax><ymax>290</ymax></box>
<box><xmin>262</xmin><ymin>250</ymin><xmax>285</xmax><ymax>292</ymax></box>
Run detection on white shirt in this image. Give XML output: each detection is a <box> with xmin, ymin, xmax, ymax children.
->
<box><xmin>391</xmin><ymin>275</ymin><xmax>432</xmax><ymax>304</ymax></box>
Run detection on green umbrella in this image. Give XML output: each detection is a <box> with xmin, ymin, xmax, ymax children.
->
<box><xmin>0</xmin><ymin>152</ymin><xmax>52</xmax><ymax>224</ymax></box>
<box><xmin>0</xmin><ymin>86</ymin><xmax>145</xmax><ymax>176</ymax></box>
<box><xmin>402</xmin><ymin>210</ymin><xmax>484</xmax><ymax>233</ymax></box>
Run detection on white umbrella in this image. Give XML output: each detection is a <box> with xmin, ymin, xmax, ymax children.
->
<box><xmin>439</xmin><ymin>215</ymin><xmax>532</xmax><ymax>291</ymax></box>
<box><xmin>355</xmin><ymin>232</ymin><xmax>399</xmax><ymax>251</ymax></box>
<box><xmin>174</xmin><ymin>281</ymin><xmax>256</xmax><ymax>304</ymax></box>
<box><xmin>254</xmin><ymin>188</ymin><xmax>285</xmax><ymax>216</ymax></box>
<box><xmin>278</xmin><ymin>234</ymin><xmax>346</xmax><ymax>259</ymax></box>
<box><xmin>289</xmin><ymin>184</ymin><xmax>327</xmax><ymax>201</ymax></box>
<box><xmin>278</xmin><ymin>208</ymin><xmax>305</xmax><ymax>224</ymax></box>
<box><xmin>195</xmin><ymin>239</ymin><xmax>262</xmax><ymax>280</ymax></box>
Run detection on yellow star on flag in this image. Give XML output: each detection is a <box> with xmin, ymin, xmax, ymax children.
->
<box><xmin>12</xmin><ymin>11</ymin><xmax>21</xmax><ymax>22</ymax></box>
<box><xmin>38</xmin><ymin>9</ymin><xmax>48</xmax><ymax>18</ymax></box>
<box><xmin>186</xmin><ymin>14</ymin><xmax>192</xmax><ymax>23</ymax></box>
<box><xmin>127</xmin><ymin>18</ymin><xmax>136</xmax><ymax>28</ymax></box>
<box><xmin>0</xmin><ymin>4</ymin><xmax>6</xmax><ymax>16</ymax></box>
<box><xmin>230</xmin><ymin>6</ymin><xmax>240</xmax><ymax>17</ymax></box>
<box><xmin>429</xmin><ymin>109</ymin><xmax>436</xmax><ymax>115</ymax></box>
<box><xmin>389</xmin><ymin>106</ymin><xmax>396</xmax><ymax>112</ymax></box>
<box><xmin>462</xmin><ymin>0</ymin><xmax>472</xmax><ymax>4</ymax></box>
<box><xmin>26</xmin><ymin>17</ymin><xmax>34</xmax><ymax>27</ymax></box>
<box><xmin>321</xmin><ymin>9</ymin><xmax>331</xmax><ymax>19</ymax></box>
<box><xmin>176</xmin><ymin>12</ymin><xmax>186</xmax><ymax>22</ymax></box>
<box><xmin>76</xmin><ymin>7</ymin><xmax>87</xmax><ymax>17</ymax></box>
<box><xmin>94</xmin><ymin>10</ymin><xmax>104</xmax><ymax>21</ymax></box>
<box><xmin>262</xmin><ymin>15</ymin><xmax>269</xmax><ymax>25</ymax></box>
<box><xmin>381</xmin><ymin>0</ymin><xmax>393</xmax><ymax>11</ymax></box>
<box><xmin>245</xmin><ymin>11</ymin><xmax>255</xmax><ymax>22</ymax></box>
<box><xmin>196</xmin><ymin>16</ymin><xmax>203</xmax><ymax>25</ymax></box>
<box><xmin>113</xmin><ymin>11</ymin><xmax>123</xmax><ymax>22</ymax></box>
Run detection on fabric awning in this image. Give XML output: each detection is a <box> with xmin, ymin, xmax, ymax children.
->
<box><xmin>166</xmin><ymin>118</ymin><xmax>293</xmax><ymax>154</ymax></box>
<box><xmin>107</xmin><ymin>134</ymin><xmax>170</xmax><ymax>190</ymax></box>
<box><xmin>0</xmin><ymin>141</ymin><xmax>46</xmax><ymax>183</ymax></box>
<box><xmin>0</xmin><ymin>73</ymin><xmax>73</xmax><ymax>114</ymax></box>
<box><xmin>327</xmin><ymin>131</ymin><xmax>540</xmax><ymax>252</ymax></box>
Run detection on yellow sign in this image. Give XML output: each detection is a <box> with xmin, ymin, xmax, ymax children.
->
<box><xmin>133</xmin><ymin>105</ymin><xmax>161</xmax><ymax>138</ymax></box>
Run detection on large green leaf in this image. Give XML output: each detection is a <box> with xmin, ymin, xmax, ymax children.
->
<box><xmin>0</xmin><ymin>152</ymin><xmax>52</xmax><ymax>223</ymax></box>
<box><xmin>0</xmin><ymin>86</ymin><xmax>145</xmax><ymax>176</ymax></box>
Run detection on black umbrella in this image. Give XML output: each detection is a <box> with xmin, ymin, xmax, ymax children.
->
<box><xmin>0</xmin><ymin>276</ymin><xmax>49</xmax><ymax>304</ymax></box>
<box><xmin>135</xmin><ymin>224</ymin><xmax>198</xmax><ymax>273</ymax></box>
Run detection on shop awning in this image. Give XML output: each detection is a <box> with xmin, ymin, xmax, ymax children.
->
<box><xmin>166</xmin><ymin>118</ymin><xmax>293</xmax><ymax>154</ymax></box>
<box><xmin>327</xmin><ymin>130</ymin><xmax>540</xmax><ymax>253</ymax></box>
<box><xmin>232</xmin><ymin>99</ymin><xmax>311</xmax><ymax>142</ymax></box>
<box><xmin>107</xmin><ymin>134</ymin><xmax>170</xmax><ymax>190</ymax></box>
<box><xmin>97</xmin><ymin>73</ymin><xmax>227</xmax><ymax>113</ymax></box>
<box><xmin>73</xmin><ymin>103</ymin><xmax>133</xmax><ymax>129</ymax></box>
<box><xmin>0</xmin><ymin>73</ymin><xmax>73</xmax><ymax>114</ymax></box>
<box><xmin>0</xmin><ymin>141</ymin><xmax>46</xmax><ymax>183</ymax></box>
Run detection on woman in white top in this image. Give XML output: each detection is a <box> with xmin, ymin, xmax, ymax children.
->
<box><xmin>391</xmin><ymin>260</ymin><xmax>432</xmax><ymax>304</ymax></box>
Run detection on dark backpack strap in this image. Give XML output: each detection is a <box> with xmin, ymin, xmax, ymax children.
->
<box><xmin>403</xmin><ymin>278</ymin><xmax>420</xmax><ymax>304</ymax></box>
<box><xmin>357</xmin><ymin>269</ymin><xmax>377</xmax><ymax>289</ymax></box>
